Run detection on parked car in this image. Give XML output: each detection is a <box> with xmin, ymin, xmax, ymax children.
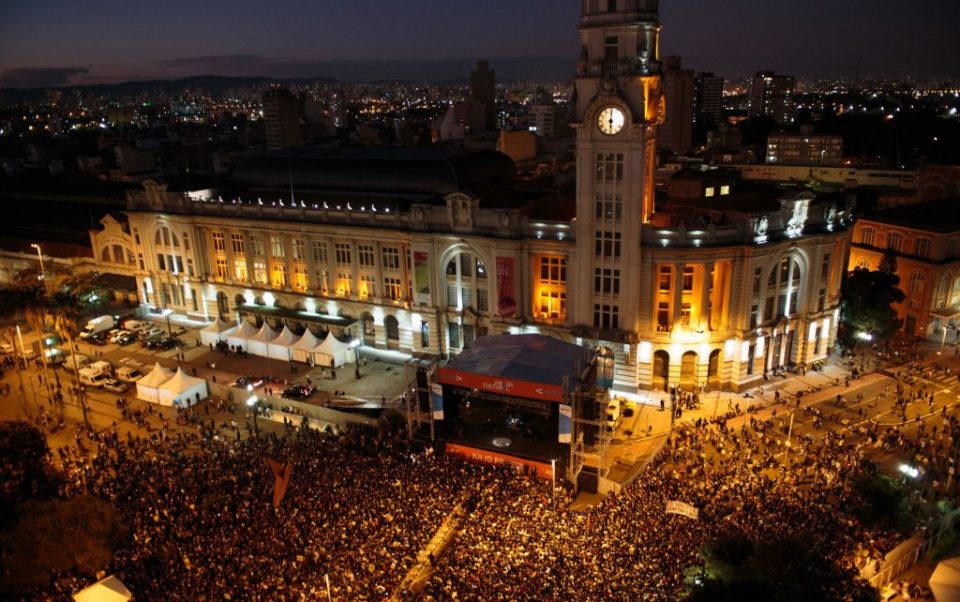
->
<box><xmin>234</xmin><ymin>376</ymin><xmax>264</xmax><ymax>389</ymax></box>
<box><xmin>116</xmin><ymin>367</ymin><xmax>143</xmax><ymax>383</ymax></box>
<box><xmin>139</xmin><ymin>328</ymin><xmax>164</xmax><ymax>341</ymax></box>
<box><xmin>110</xmin><ymin>329</ymin><xmax>132</xmax><ymax>344</ymax></box>
<box><xmin>116</xmin><ymin>332</ymin><xmax>137</xmax><ymax>346</ymax></box>
<box><xmin>87</xmin><ymin>332</ymin><xmax>109</xmax><ymax>346</ymax></box>
<box><xmin>156</xmin><ymin>337</ymin><xmax>182</xmax><ymax>350</ymax></box>
<box><xmin>283</xmin><ymin>385</ymin><xmax>315</xmax><ymax>401</ymax></box>
<box><xmin>102</xmin><ymin>378</ymin><xmax>128</xmax><ymax>393</ymax></box>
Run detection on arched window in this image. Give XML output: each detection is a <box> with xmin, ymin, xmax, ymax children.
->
<box><xmin>909</xmin><ymin>271</ymin><xmax>924</xmax><ymax>296</ymax></box>
<box><xmin>101</xmin><ymin>247</ymin><xmax>112</xmax><ymax>263</ymax></box>
<box><xmin>856</xmin><ymin>258</ymin><xmax>870</xmax><ymax>270</ymax></box>
<box><xmin>112</xmin><ymin>245</ymin><xmax>124</xmax><ymax>264</ymax></box>
<box><xmin>861</xmin><ymin>227</ymin><xmax>875</xmax><ymax>246</ymax></box>
<box><xmin>445</xmin><ymin>251</ymin><xmax>488</xmax><ymax>313</ymax></box>
<box><xmin>385</xmin><ymin>315</ymin><xmax>399</xmax><ymax>345</ymax></box>
<box><xmin>937</xmin><ymin>273</ymin><xmax>951</xmax><ymax>309</ymax></box>
<box><xmin>915</xmin><ymin>237</ymin><xmax>931</xmax><ymax>258</ymax></box>
<box><xmin>764</xmin><ymin>256</ymin><xmax>802</xmax><ymax>322</ymax></box>
<box><xmin>886</xmin><ymin>232</ymin><xmax>902</xmax><ymax>252</ymax></box>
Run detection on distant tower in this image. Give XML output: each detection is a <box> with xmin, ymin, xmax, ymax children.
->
<box><xmin>749</xmin><ymin>71</ymin><xmax>795</xmax><ymax>124</ymax></box>
<box><xmin>470</xmin><ymin>60</ymin><xmax>496</xmax><ymax>131</ymax></box>
<box><xmin>572</xmin><ymin>0</ymin><xmax>664</xmax><ymax>351</ymax></box>
<box><xmin>262</xmin><ymin>88</ymin><xmax>303</xmax><ymax>151</ymax></box>
<box><xmin>694</xmin><ymin>72</ymin><xmax>724</xmax><ymax>127</ymax></box>
<box><xmin>660</xmin><ymin>56</ymin><xmax>694</xmax><ymax>153</ymax></box>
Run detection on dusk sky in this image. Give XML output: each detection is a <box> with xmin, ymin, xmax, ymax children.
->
<box><xmin>1</xmin><ymin>0</ymin><xmax>957</xmax><ymax>88</ymax></box>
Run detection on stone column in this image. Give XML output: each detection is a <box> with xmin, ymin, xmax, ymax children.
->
<box><xmin>672</xmin><ymin>262</ymin><xmax>684</xmax><ymax>328</ymax></box>
<box><xmin>699</xmin><ymin>262</ymin><xmax>714</xmax><ymax>331</ymax></box>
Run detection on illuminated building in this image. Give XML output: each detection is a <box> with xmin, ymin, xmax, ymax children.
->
<box><xmin>660</xmin><ymin>56</ymin><xmax>695</xmax><ymax>153</ymax></box>
<box><xmin>749</xmin><ymin>70</ymin><xmax>795</xmax><ymax>124</ymax></box>
<box><xmin>766</xmin><ymin>131</ymin><xmax>843</xmax><ymax>166</ymax></box>
<box><xmin>262</xmin><ymin>88</ymin><xmax>303</xmax><ymax>151</ymax></box>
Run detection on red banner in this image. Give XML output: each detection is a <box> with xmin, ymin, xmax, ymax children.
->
<box><xmin>445</xmin><ymin>442</ymin><xmax>554</xmax><ymax>480</ymax></box>
<box><xmin>496</xmin><ymin>256</ymin><xmax>517</xmax><ymax>317</ymax></box>
<box><xmin>438</xmin><ymin>367</ymin><xmax>565</xmax><ymax>402</ymax></box>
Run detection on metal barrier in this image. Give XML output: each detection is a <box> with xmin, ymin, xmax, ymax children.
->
<box><xmin>864</xmin><ymin>510</ymin><xmax>960</xmax><ymax>590</ymax></box>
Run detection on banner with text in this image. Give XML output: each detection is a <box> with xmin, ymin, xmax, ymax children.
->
<box><xmin>558</xmin><ymin>404</ymin><xmax>572</xmax><ymax>443</ymax></box>
<box><xmin>414</xmin><ymin>250</ymin><xmax>431</xmax><ymax>305</ymax></box>
<box><xmin>445</xmin><ymin>442</ymin><xmax>554</xmax><ymax>480</ymax></box>
<box><xmin>665</xmin><ymin>500</ymin><xmax>700</xmax><ymax>520</ymax></box>
<box><xmin>438</xmin><ymin>367</ymin><xmax>565</xmax><ymax>403</ymax></box>
<box><xmin>496</xmin><ymin>256</ymin><xmax>517</xmax><ymax>317</ymax></box>
<box><xmin>431</xmin><ymin>383</ymin><xmax>444</xmax><ymax>420</ymax></box>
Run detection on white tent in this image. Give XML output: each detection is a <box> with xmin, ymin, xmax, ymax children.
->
<box><xmin>226</xmin><ymin>320</ymin><xmax>259</xmax><ymax>351</ymax></box>
<box><xmin>157</xmin><ymin>367</ymin><xmax>209</xmax><ymax>407</ymax></box>
<box><xmin>290</xmin><ymin>329</ymin><xmax>322</xmax><ymax>363</ymax></box>
<box><xmin>931</xmin><ymin>556</ymin><xmax>960</xmax><ymax>602</ymax></box>
<box><xmin>73</xmin><ymin>575</ymin><xmax>132</xmax><ymax>602</ymax></box>
<box><xmin>246</xmin><ymin>323</ymin><xmax>278</xmax><ymax>357</ymax></box>
<box><xmin>135</xmin><ymin>362</ymin><xmax>175</xmax><ymax>403</ymax></box>
<box><xmin>200</xmin><ymin>317</ymin><xmax>238</xmax><ymax>346</ymax></box>
<box><xmin>267</xmin><ymin>325</ymin><xmax>299</xmax><ymax>360</ymax></box>
<box><xmin>315</xmin><ymin>334</ymin><xmax>356</xmax><ymax>368</ymax></box>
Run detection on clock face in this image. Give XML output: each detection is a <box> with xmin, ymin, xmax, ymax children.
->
<box><xmin>598</xmin><ymin>106</ymin><xmax>625</xmax><ymax>135</ymax></box>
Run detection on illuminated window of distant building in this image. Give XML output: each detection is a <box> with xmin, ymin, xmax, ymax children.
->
<box><xmin>270</xmin><ymin>236</ymin><xmax>285</xmax><ymax>259</ymax></box>
<box><xmin>860</xmin><ymin>227</ymin><xmax>875</xmax><ymax>246</ymax></box>
<box><xmin>293</xmin><ymin>239</ymin><xmax>306</xmax><ymax>261</ymax></box>
<box><xmin>358</xmin><ymin>245</ymin><xmax>375</xmax><ymax>267</ymax></box>
<box><xmin>720</xmin><ymin>185</ymin><xmax>731</xmax><ymax>195</ymax></box>
<box><xmin>659</xmin><ymin>266</ymin><xmax>671</xmax><ymax>292</ymax></box>
<box><xmin>253</xmin><ymin>261</ymin><xmax>267</xmax><ymax>285</ymax></box>
<box><xmin>315</xmin><ymin>269</ymin><xmax>329</xmax><ymax>293</ymax></box>
<box><xmin>335</xmin><ymin>243</ymin><xmax>351</xmax><ymax>265</ymax></box>
<box><xmin>705</xmin><ymin>187</ymin><xmax>715</xmax><ymax>197</ymax></box>
<box><xmin>384</xmin><ymin>277</ymin><xmax>402</xmax><ymax>301</ymax></box>
<box><xmin>215</xmin><ymin>257</ymin><xmax>227</xmax><ymax>281</ymax></box>
<box><xmin>272</xmin><ymin>264</ymin><xmax>286</xmax><ymax>288</ymax></box>
<box><xmin>294</xmin><ymin>265</ymin><xmax>308</xmax><ymax>291</ymax></box>
<box><xmin>336</xmin><ymin>271</ymin><xmax>352</xmax><ymax>296</ymax></box>
<box><xmin>915</xmin><ymin>237</ymin><xmax>931</xmax><ymax>258</ymax></box>
<box><xmin>233</xmin><ymin>259</ymin><xmax>247</xmax><ymax>282</ymax></box>
<box><xmin>359</xmin><ymin>274</ymin><xmax>376</xmax><ymax>299</ymax></box>
<box><xmin>909</xmin><ymin>271</ymin><xmax>924</xmax><ymax>296</ymax></box>
<box><xmin>682</xmin><ymin>266</ymin><xmax>694</xmax><ymax>291</ymax></box>
<box><xmin>312</xmin><ymin>240</ymin><xmax>327</xmax><ymax>263</ymax></box>
<box><xmin>886</xmin><ymin>232</ymin><xmax>902</xmax><ymax>252</ymax></box>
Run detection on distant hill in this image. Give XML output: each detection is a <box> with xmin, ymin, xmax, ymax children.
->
<box><xmin>0</xmin><ymin>57</ymin><xmax>574</xmax><ymax>101</ymax></box>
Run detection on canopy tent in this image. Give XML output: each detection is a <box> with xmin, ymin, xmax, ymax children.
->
<box><xmin>157</xmin><ymin>367</ymin><xmax>209</xmax><ymax>407</ymax></box>
<box><xmin>315</xmin><ymin>334</ymin><xmax>355</xmax><ymax>368</ymax></box>
<box><xmin>200</xmin><ymin>317</ymin><xmax>238</xmax><ymax>346</ymax></box>
<box><xmin>267</xmin><ymin>325</ymin><xmax>300</xmax><ymax>361</ymax></box>
<box><xmin>931</xmin><ymin>556</ymin><xmax>960</xmax><ymax>602</ymax></box>
<box><xmin>290</xmin><ymin>329</ymin><xmax>322</xmax><ymax>363</ymax></box>
<box><xmin>135</xmin><ymin>362</ymin><xmax>175</xmax><ymax>403</ymax></box>
<box><xmin>245</xmin><ymin>323</ymin><xmax>277</xmax><ymax>357</ymax></box>
<box><xmin>226</xmin><ymin>320</ymin><xmax>259</xmax><ymax>351</ymax></box>
<box><xmin>73</xmin><ymin>575</ymin><xmax>132</xmax><ymax>602</ymax></box>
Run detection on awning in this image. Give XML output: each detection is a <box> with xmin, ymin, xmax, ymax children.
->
<box><xmin>237</xmin><ymin>304</ymin><xmax>357</xmax><ymax>328</ymax></box>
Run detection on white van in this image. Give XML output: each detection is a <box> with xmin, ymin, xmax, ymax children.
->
<box><xmin>79</xmin><ymin>370</ymin><xmax>110</xmax><ymax>388</ymax></box>
<box><xmin>116</xmin><ymin>367</ymin><xmax>144</xmax><ymax>383</ymax></box>
<box><xmin>79</xmin><ymin>315</ymin><xmax>116</xmax><ymax>339</ymax></box>
<box><xmin>64</xmin><ymin>354</ymin><xmax>91</xmax><ymax>372</ymax></box>
<box><xmin>87</xmin><ymin>360</ymin><xmax>113</xmax><ymax>377</ymax></box>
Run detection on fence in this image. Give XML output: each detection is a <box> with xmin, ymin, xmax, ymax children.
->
<box><xmin>863</xmin><ymin>509</ymin><xmax>960</xmax><ymax>590</ymax></box>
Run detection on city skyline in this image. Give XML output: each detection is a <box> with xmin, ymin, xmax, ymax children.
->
<box><xmin>1</xmin><ymin>0</ymin><xmax>958</xmax><ymax>89</ymax></box>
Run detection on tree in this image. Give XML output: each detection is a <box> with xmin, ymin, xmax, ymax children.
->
<box><xmin>878</xmin><ymin>247</ymin><xmax>898</xmax><ymax>276</ymax></box>
<box><xmin>850</xmin><ymin>472</ymin><xmax>912</xmax><ymax>533</ymax></box>
<box><xmin>0</xmin><ymin>421</ymin><xmax>59</xmax><ymax>527</ymax></box>
<box><xmin>0</xmin><ymin>495</ymin><xmax>125</xmax><ymax>593</ymax></box>
<box><xmin>840</xmin><ymin>266</ymin><xmax>905</xmax><ymax>347</ymax></box>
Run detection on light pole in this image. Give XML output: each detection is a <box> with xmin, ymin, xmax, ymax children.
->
<box><xmin>162</xmin><ymin>308</ymin><xmax>173</xmax><ymax>336</ymax></box>
<box><xmin>246</xmin><ymin>385</ymin><xmax>259</xmax><ymax>437</ymax></box>
<box><xmin>939</xmin><ymin>325</ymin><xmax>949</xmax><ymax>355</ymax></box>
<box><xmin>352</xmin><ymin>339</ymin><xmax>361</xmax><ymax>379</ymax></box>
<box><xmin>30</xmin><ymin>243</ymin><xmax>48</xmax><ymax>293</ymax></box>
<box><xmin>550</xmin><ymin>458</ymin><xmax>557</xmax><ymax>510</ymax></box>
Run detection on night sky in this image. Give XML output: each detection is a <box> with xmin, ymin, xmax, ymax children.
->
<box><xmin>1</xmin><ymin>0</ymin><xmax>957</xmax><ymax>88</ymax></box>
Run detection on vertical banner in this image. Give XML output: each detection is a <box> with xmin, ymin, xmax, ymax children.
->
<box><xmin>495</xmin><ymin>256</ymin><xmax>517</xmax><ymax>317</ymax></box>
<box><xmin>558</xmin><ymin>404</ymin><xmax>572</xmax><ymax>443</ymax></box>
<box><xmin>431</xmin><ymin>383</ymin><xmax>444</xmax><ymax>420</ymax></box>
<box><xmin>414</xmin><ymin>251</ymin><xmax>431</xmax><ymax>304</ymax></box>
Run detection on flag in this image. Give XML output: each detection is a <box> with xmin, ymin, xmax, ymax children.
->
<box><xmin>266</xmin><ymin>459</ymin><xmax>294</xmax><ymax>509</ymax></box>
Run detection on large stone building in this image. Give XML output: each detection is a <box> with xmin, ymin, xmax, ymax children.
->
<box><xmin>93</xmin><ymin>0</ymin><xmax>852</xmax><ymax>393</ymax></box>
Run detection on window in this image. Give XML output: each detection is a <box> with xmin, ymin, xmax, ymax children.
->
<box><xmin>234</xmin><ymin>259</ymin><xmax>247</xmax><ymax>282</ymax></box>
<box><xmin>657</xmin><ymin>302</ymin><xmax>670</xmax><ymax>330</ymax></box>
<box><xmin>753</xmin><ymin>268</ymin><xmax>762</xmax><ymax>293</ymax></box>
<box><xmin>595</xmin><ymin>193</ymin><xmax>622</xmax><ymax>221</ymax></box>
<box><xmin>820</xmin><ymin>254</ymin><xmax>831</xmax><ymax>281</ymax></box>
<box><xmin>593</xmin><ymin>304</ymin><xmax>619</xmax><ymax>330</ymax></box>
<box><xmin>134</xmin><ymin>230</ymin><xmax>140</xmax><ymax>245</ymax></box>
<box><xmin>231</xmin><ymin>234</ymin><xmax>245</xmax><ymax>255</ymax></box>
<box><xmin>659</xmin><ymin>266</ymin><xmax>671</xmax><ymax>292</ymax></box>
<box><xmin>293</xmin><ymin>239</ymin><xmax>306</xmax><ymax>261</ymax></box>
<box><xmin>594</xmin><ymin>268</ymin><xmax>620</xmax><ymax>294</ymax></box>
<box><xmin>253</xmin><ymin>261</ymin><xmax>267</xmax><ymax>285</ymax></box>
<box><xmin>272</xmin><ymin>264</ymin><xmax>286</xmax><ymax>288</ymax></box>
<box><xmin>915</xmin><ymin>237</ymin><xmax>931</xmax><ymax>258</ymax></box>
<box><xmin>596</xmin><ymin>153</ymin><xmax>624</xmax><ymax>183</ymax></box>
<box><xmin>421</xmin><ymin>322</ymin><xmax>430</xmax><ymax>348</ymax></box>
<box><xmin>595</xmin><ymin>231</ymin><xmax>622</xmax><ymax>258</ymax></box>
<box><xmin>315</xmin><ymin>269</ymin><xmax>329</xmax><ymax>293</ymax></box>
<box><xmin>183</xmin><ymin>233</ymin><xmax>190</xmax><ymax>251</ymax></box>
<box><xmin>861</xmin><ymin>227</ymin><xmax>875</xmax><ymax>246</ymax></box>
<box><xmin>382</xmin><ymin>247</ymin><xmax>400</xmax><ymax>270</ymax></box>
<box><xmin>856</xmin><ymin>258</ymin><xmax>869</xmax><ymax>270</ymax></box>
<box><xmin>604</xmin><ymin>36</ymin><xmax>618</xmax><ymax>64</ymax></box>
<box><xmin>359</xmin><ymin>274</ymin><xmax>376</xmax><ymax>299</ymax></box>
<box><xmin>680</xmin><ymin>303</ymin><xmax>691</xmax><ymax>325</ymax></box>
<box><xmin>358</xmin><ymin>245</ymin><xmax>375</xmax><ymax>267</ymax></box>
<box><xmin>336</xmin><ymin>271</ymin><xmax>352</xmax><ymax>296</ymax></box>
<box><xmin>270</xmin><ymin>236</ymin><xmax>285</xmax><ymax>258</ymax></box>
<box><xmin>156</xmin><ymin>254</ymin><xmax>165</xmax><ymax>271</ymax></box>
<box><xmin>384</xmin><ymin>277</ymin><xmax>402</xmax><ymax>301</ymax></box>
<box><xmin>477</xmin><ymin>289</ymin><xmax>489</xmax><ymax>312</ymax></box>
<box><xmin>186</xmin><ymin>258</ymin><xmax>194</xmax><ymax>276</ymax></box>
<box><xmin>887</xmin><ymin>232</ymin><xmax>902</xmax><ymax>252</ymax></box>
<box><xmin>682</xmin><ymin>267</ymin><xmax>694</xmax><ymax>291</ymax></box>
<box><xmin>138</xmin><ymin>254</ymin><xmax>145</xmax><ymax>270</ymax></box>
<box><xmin>312</xmin><ymin>241</ymin><xmax>328</xmax><ymax>263</ymax></box>
<box><xmin>215</xmin><ymin>257</ymin><xmax>227</xmax><ymax>281</ymax></box>
<box><xmin>720</xmin><ymin>185</ymin><xmax>731</xmax><ymax>195</ymax></box>
<box><xmin>212</xmin><ymin>232</ymin><xmax>225</xmax><ymax>253</ymax></box>
<box><xmin>540</xmin><ymin>257</ymin><xmax>567</xmax><ymax>284</ymax></box>
<box><xmin>705</xmin><ymin>187</ymin><xmax>715</xmax><ymax>197</ymax></box>
<box><xmin>293</xmin><ymin>265</ymin><xmax>308</xmax><ymax>291</ymax></box>
<box><xmin>250</xmin><ymin>235</ymin><xmax>265</xmax><ymax>257</ymax></box>
<box><xmin>909</xmin><ymin>271</ymin><xmax>924</xmax><ymax>296</ymax></box>
<box><xmin>749</xmin><ymin>305</ymin><xmax>759</xmax><ymax>329</ymax></box>
<box><xmin>335</xmin><ymin>243</ymin><xmax>351</xmax><ymax>265</ymax></box>
<box><xmin>817</xmin><ymin>288</ymin><xmax>826</xmax><ymax>312</ymax></box>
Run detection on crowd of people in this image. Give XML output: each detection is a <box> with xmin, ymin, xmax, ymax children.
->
<box><xmin>26</xmin><ymin>354</ymin><xmax>960</xmax><ymax>600</ymax></box>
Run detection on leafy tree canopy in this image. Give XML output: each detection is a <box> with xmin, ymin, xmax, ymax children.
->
<box><xmin>0</xmin><ymin>421</ymin><xmax>59</xmax><ymax>527</ymax></box>
<box><xmin>840</xmin><ymin>265</ymin><xmax>905</xmax><ymax>346</ymax></box>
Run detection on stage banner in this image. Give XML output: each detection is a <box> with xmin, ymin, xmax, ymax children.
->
<box><xmin>438</xmin><ymin>367</ymin><xmax>565</xmax><ymax>402</ymax></box>
<box><xmin>495</xmin><ymin>256</ymin><xmax>517</xmax><ymax>317</ymax></box>
<box><xmin>413</xmin><ymin>250</ymin><xmax>431</xmax><ymax>304</ymax></box>
<box><xmin>445</xmin><ymin>442</ymin><xmax>553</xmax><ymax>480</ymax></box>
<box><xmin>558</xmin><ymin>404</ymin><xmax>572</xmax><ymax>443</ymax></box>
<box><xmin>431</xmin><ymin>383</ymin><xmax>444</xmax><ymax>420</ymax></box>
<box><xmin>665</xmin><ymin>500</ymin><xmax>699</xmax><ymax>520</ymax></box>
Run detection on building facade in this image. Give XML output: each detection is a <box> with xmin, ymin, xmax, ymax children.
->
<box><xmin>262</xmin><ymin>88</ymin><xmax>303</xmax><ymax>152</ymax></box>
<box><xmin>694</xmin><ymin>72</ymin><xmax>724</xmax><ymax>126</ymax></box>
<box><xmin>97</xmin><ymin>1</ymin><xmax>852</xmax><ymax>394</ymax></box>
<box><xmin>749</xmin><ymin>71</ymin><xmax>795</xmax><ymax>124</ymax></box>
<box><xmin>848</xmin><ymin>199</ymin><xmax>960</xmax><ymax>339</ymax></box>
<box><xmin>766</xmin><ymin>132</ymin><xmax>843</xmax><ymax>166</ymax></box>
<box><xmin>660</xmin><ymin>56</ymin><xmax>694</xmax><ymax>153</ymax></box>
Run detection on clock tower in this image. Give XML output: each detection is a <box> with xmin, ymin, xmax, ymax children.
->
<box><xmin>572</xmin><ymin>0</ymin><xmax>664</xmax><ymax>389</ymax></box>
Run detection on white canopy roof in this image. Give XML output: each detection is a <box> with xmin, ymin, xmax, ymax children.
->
<box><xmin>317</xmin><ymin>333</ymin><xmax>353</xmax><ymax>356</ymax></box>
<box><xmin>158</xmin><ymin>367</ymin><xmax>206</xmax><ymax>394</ymax></box>
<box><xmin>138</xmin><ymin>362</ymin><xmax>175</xmax><ymax>388</ymax></box>
<box><xmin>201</xmin><ymin>317</ymin><xmax>237</xmax><ymax>334</ymax></box>
<box><xmin>931</xmin><ymin>556</ymin><xmax>960</xmax><ymax>602</ymax></box>
<box><xmin>233</xmin><ymin>320</ymin><xmax>259</xmax><ymax>339</ymax></box>
<box><xmin>250</xmin><ymin>323</ymin><xmax>278</xmax><ymax>343</ymax></box>
<box><xmin>73</xmin><ymin>575</ymin><xmax>132</xmax><ymax>602</ymax></box>
<box><xmin>271</xmin><ymin>325</ymin><xmax>300</xmax><ymax>347</ymax></box>
<box><xmin>291</xmin><ymin>329</ymin><xmax>322</xmax><ymax>351</ymax></box>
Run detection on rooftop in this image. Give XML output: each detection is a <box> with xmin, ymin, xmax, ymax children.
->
<box><xmin>862</xmin><ymin>198</ymin><xmax>960</xmax><ymax>233</ymax></box>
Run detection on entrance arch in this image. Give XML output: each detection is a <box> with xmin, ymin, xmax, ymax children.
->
<box><xmin>385</xmin><ymin>315</ymin><xmax>400</xmax><ymax>349</ymax></box>
<box><xmin>361</xmin><ymin>312</ymin><xmax>376</xmax><ymax>346</ymax></box>
<box><xmin>680</xmin><ymin>351</ymin><xmax>698</xmax><ymax>388</ymax></box>
<box><xmin>653</xmin><ymin>350</ymin><xmax>670</xmax><ymax>392</ymax></box>
<box><xmin>708</xmin><ymin>349</ymin><xmax>721</xmax><ymax>388</ymax></box>
<box><xmin>216</xmin><ymin>292</ymin><xmax>229</xmax><ymax>319</ymax></box>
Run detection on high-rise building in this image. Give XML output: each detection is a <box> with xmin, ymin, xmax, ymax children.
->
<box><xmin>529</xmin><ymin>88</ymin><xmax>567</xmax><ymax>138</ymax></box>
<box><xmin>262</xmin><ymin>88</ymin><xmax>303</xmax><ymax>152</ymax></box>
<box><xmin>766</xmin><ymin>131</ymin><xmax>843</xmax><ymax>166</ymax></box>
<box><xmin>694</xmin><ymin>72</ymin><xmax>724</xmax><ymax>126</ymax></box>
<box><xmin>470</xmin><ymin>60</ymin><xmax>496</xmax><ymax>132</ymax></box>
<box><xmin>749</xmin><ymin>71</ymin><xmax>795</xmax><ymax>124</ymax></box>
<box><xmin>660</xmin><ymin>56</ymin><xmax>695</xmax><ymax>153</ymax></box>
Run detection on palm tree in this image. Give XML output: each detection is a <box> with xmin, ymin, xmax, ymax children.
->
<box><xmin>50</xmin><ymin>274</ymin><xmax>101</xmax><ymax>431</ymax></box>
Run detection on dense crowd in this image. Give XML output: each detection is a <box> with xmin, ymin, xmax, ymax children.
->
<box><xmin>30</xmin><ymin>357</ymin><xmax>960</xmax><ymax>600</ymax></box>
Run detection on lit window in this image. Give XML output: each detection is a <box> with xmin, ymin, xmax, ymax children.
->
<box><xmin>705</xmin><ymin>187</ymin><xmax>715</xmax><ymax>197</ymax></box>
<box><xmin>720</xmin><ymin>185</ymin><xmax>731</xmax><ymax>195</ymax></box>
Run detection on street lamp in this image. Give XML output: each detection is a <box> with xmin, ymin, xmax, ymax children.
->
<box><xmin>550</xmin><ymin>458</ymin><xmax>557</xmax><ymax>510</ymax></box>
<box><xmin>30</xmin><ymin>243</ymin><xmax>48</xmax><ymax>293</ymax></box>
<box><xmin>939</xmin><ymin>325</ymin><xmax>949</xmax><ymax>355</ymax></box>
<box><xmin>352</xmin><ymin>339</ymin><xmax>361</xmax><ymax>379</ymax></box>
<box><xmin>246</xmin><ymin>386</ymin><xmax>259</xmax><ymax>437</ymax></box>
<box><xmin>162</xmin><ymin>308</ymin><xmax>173</xmax><ymax>336</ymax></box>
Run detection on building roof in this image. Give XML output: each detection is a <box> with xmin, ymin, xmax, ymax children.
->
<box><xmin>861</xmin><ymin>198</ymin><xmax>960</xmax><ymax>233</ymax></box>
<box><xmin>230</xmin><ymin>147</ymin><xmax>517</xmax><ymax>197</ymax></box>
